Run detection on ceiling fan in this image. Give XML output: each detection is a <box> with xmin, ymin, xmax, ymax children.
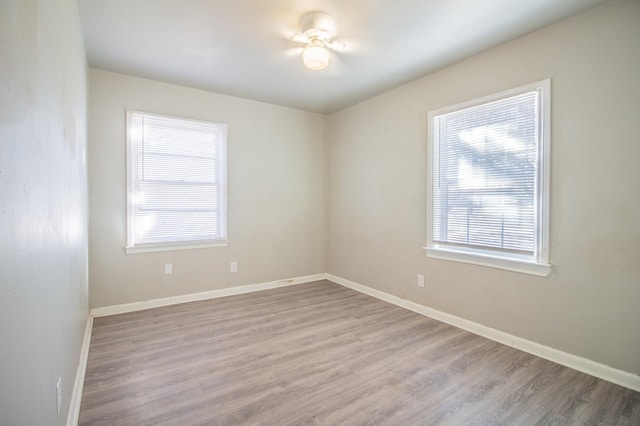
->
<box><xmin>291</xmin><ymin>11</ymin><xmax>346</xmax><ymax>71</ymax></box>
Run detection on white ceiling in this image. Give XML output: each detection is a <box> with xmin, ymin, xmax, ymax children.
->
<box><xmin>79</xmin><ymin>0</ymin><xmax>610</xmax><ymax>114</ymax></box>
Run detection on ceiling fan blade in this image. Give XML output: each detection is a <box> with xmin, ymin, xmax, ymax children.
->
<box><xmin>326</xmin><ymin>40</ymin><xmax>346</xmax><ymax>52</ymax></box>
<box><xmin>281</xmin><ymin>46</ymin><xmax>304</xmax><ymax>60</ymax></box>
<box><xmin>290</xmin><ymin>33</ymin><xmax>309</xmax><ymax>44</ymax></box>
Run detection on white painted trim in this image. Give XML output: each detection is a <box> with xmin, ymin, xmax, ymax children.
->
<box><xmin>425</xmin><ymin>247</ymin><xmax>551</xmax><ymax>277</ymax></box>
<box><xmin>80</xmin><ymin>271</ymin><xmax>639</xmax><ymax>406</ymax></box>
<box><xmin>125</xmin><ymin>239</ymin><xmax>228</xmax><ymax>254</ymax></box>
<box><xmin>90</xmin><ymin>273</ymin><xmax>328</xmax><ymax>317</ymax></box>
<box><xmin>125</xmin><ymin>110</ymin><xmax>228</xmax><ymax>253</ymax></box>
<box><xmin>326</xmin><ymin>274</ymin><xmax>640</xmax><ymax>393</ymax></box>
<box><xmin>426</xmin><ymin>79</ymin><xmax>552</xmax><ymax>275</ymax></box>
<box><xmin>66</xmin><ymin>315</ymin><xmax>93</xmax><ymax>426</ymax></box>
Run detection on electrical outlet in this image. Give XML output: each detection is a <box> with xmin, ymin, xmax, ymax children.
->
<box><xmin>417</xmin><ymin>274</ymin><xmax>425</xmax><ymax>288</ymax></box>
<box><xmin>230</xmin><ymin>261</ymin><xmax>237</xmax><ymax>273</ymax></box>
<box><xmin>56</xmin><ymin>377</ymin><xmax>62</xmax><ymax>416</ymax></box>
<box><xmin>164</xmin><ymin>263</ymin><xmax>172</xmax><ymax>275</ymax></box>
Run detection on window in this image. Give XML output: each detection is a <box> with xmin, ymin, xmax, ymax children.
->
<box><xmin>126</xmin><ymin>110</ymin><xmax>227</xmax><ymax>253</ymax></box>
<box><xmin>426</xmin><ymin>80</ymin><xmax>550</xmax><ymax>276</ymax></box>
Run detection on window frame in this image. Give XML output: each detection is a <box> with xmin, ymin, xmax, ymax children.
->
<box><xmin>125</xmin><ymin>110</ymin><xmax>228</xmax><ymax>254</ymax></box>
<box><xmin>426</xmin><ymin>80</ymin><xmax>551</xmax><ymax>276</ymax></box>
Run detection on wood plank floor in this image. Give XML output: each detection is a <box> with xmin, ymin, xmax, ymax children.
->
<box><xmin>78</xmin><ymin>280</ymin><xmax>640</xmax><ymax>425</ymax></box>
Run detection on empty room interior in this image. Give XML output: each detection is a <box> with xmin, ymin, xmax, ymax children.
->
<box><xmin>2</xmin><ymin>0</ymin><xmax>640</xmax><ymax>424</ymax></box>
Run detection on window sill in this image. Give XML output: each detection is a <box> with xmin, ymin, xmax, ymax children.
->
<box><xmin>425</xmin><ymin>247</ymin><xmax>551</xmax><ymax>277</ymax></box>
<box><xmin>126</xmin><ymin>239</ymin><xmax>228</xmax><ymax>254</ymax></box>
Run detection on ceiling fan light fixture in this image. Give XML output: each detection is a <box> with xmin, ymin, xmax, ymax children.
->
<box><xmin>298</xmin><ymin>11</ymin><xmax>337</xmax><ymax>71</ymax></box>
<box><xmin>302</xmin><ymin>40</ymin><xmax>330</xmax><ymax>71</ymax></box>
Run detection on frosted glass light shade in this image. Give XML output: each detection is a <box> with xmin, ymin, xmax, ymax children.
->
<box><xmin>303</xmin><ymin>45</ymin><xmax>330</xmax><ymax>70</ymax></box>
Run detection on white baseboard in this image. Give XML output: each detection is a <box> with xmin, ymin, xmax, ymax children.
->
<box><xmin>66</xmin><ymin>315</ymin><xmax>93</xmax><ymax>426</ymax></box>
<box><xmin>76</xmin><ymin>270</ymin><xmax>639</xmax><ymax>413</ymax></box>
<box><xmin>326</xmin><ymin>274</ymin><xmax>640</xmax><ymax>393</ymax></box>
<box><xmin>90</xmin><ymin>273</ymin><xmax>327</xmax><ymax>317</ymax></box>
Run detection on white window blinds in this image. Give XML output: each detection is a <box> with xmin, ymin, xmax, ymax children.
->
<box><xmin>429</xmin><ymin>81</ymin><xmax>550</xmax><ymax>271</ymax></box>
<box><xmin>126</xmin><ymin>111</ymin><xmax>227</xmax><ymax>250</ymax></box>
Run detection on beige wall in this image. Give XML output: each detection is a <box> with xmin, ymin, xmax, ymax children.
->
<box><xmin>0</xmin><ymin>0</ymin><xmax>89</xmax><ymax>424</ymax></box>
<box><xmin>87</xmin><ymin>0</ymin><xmax>638</xmax><ymax>379</ymax></box>
<box><xmin>327</xmin><ymin>0</ymin><xmax>640</xmax><ymax>375</ymax></box>
<box><xmin>88</xmin><ymin>69</ymin><xmax>327</xmax><ymax>307</ymax></box>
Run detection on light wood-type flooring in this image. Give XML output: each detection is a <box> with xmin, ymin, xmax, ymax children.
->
<box><xmin>79</xmin><ymin>280</ymin><xmax>640</xmax><ymax>425</ymax></box>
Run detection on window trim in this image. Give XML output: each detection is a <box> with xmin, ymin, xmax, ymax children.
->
<box><xmin>426</xmin><ymin>80</ymin><xmax>551</xmax><ymax>276</ymax></box>
<box><xmin>125</xmin><ymin>110</ymin><xmax>228</xmax><ymax>254</ymax></box>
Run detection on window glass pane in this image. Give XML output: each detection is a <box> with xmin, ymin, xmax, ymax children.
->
<box><xmin>134</xmin><ymin>211</ymin><xmax>219</xmax><ymax>244</ymax></box>
<box><xmin>136</xmin><ymin>182</ymin><xmax>218</xmax><ymax>211</ymax></box>
<box><xmin>127</xmin><ymin>111</ymin><xmax>227</xmax><ymax>247</ymax></box>
<box><xmin>432</xmin><ymin>90</ymin><xmax>540</xmax><ymax>256</ymax></box>
<box><xmin>141</xmin><ymin>153</ymin><xmax>218</xmax><ymax>183</ymax></box>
